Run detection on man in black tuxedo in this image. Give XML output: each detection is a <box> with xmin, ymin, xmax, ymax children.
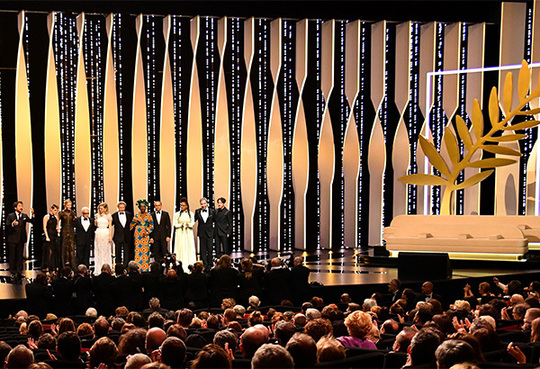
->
<box><xmin>6</xmin><ymin>201</ymin><xmax>34</xmax><ymax>279</ymax></box>
<box><xmin>291</xmin><ymin>256</ymin><xmax>311</xmax><ymax>305</ymax></box>
<box><xmin>93</xmin><ymin>263</ymin><xmax>115</xmax><ymax>317</ymax></box>
<box><xmin>383</xmin><ymin>278</ymin><xmax>402</xmax><ymax>307</ymax></box>
<box><xmin>74</xmin><ymin>207</ymin><xmax>95</xmax><ymax>268</ymax></box>
<box><xmin>112</xmin><ymin>201</ymin><xmax>133</xmax><ymax>265</ymax></box>
<box><xmin>417</xmin><ymin>281</ymin><xmax>443</xmax><ymax>303</ymax></box>
<box><xmin>150</xmin><ymin>200</ymin><xmax>171</xmax><ymax>263</ymax></box>
<box><xmin>194</xmin><ymin>197</ymin><xmax>215</xmax><ymax>270</ymax></box>
<box><xmin>264</xmin><ymin>258</ymin><xmax>292</xmax><ymax>305</ymax></box>
<box><xmin>214</xmin><ymin>197</ymin><xmax>232</xmax><ymax>256</ymax></box>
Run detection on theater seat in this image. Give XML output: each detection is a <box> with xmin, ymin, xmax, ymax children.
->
<box><xmin>315</xmin><ymin>352</ymin><xmax>385</xmax><ymax>368</ymax></box>
<box><xmin>384</xmin><ymin>351</ymin><xmax>407</xmax><ymax>369</ymax></box>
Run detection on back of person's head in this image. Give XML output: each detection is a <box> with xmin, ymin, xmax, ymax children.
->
<box><xmin>507</xmin><ymin>280</ymin><xmax>522</xmax><ymax>295</ymax></box>
<box><xmin>185</xmin><ymin>333</ymin><xmax>207</xmax><ymax>349</ymax></box>
<box><xmin>111</xmin><ymin>317</ymin><xmax>126</xmax><ymax>331</ymax></box>
<box><xmin>233</xmin><ymin>305</ymin><xmax>246</xmax><ymax>317</ymax></box>
<box><xmin>340</xmin><ymin>293</ymin><xmax>352</xmax><ymax>304</ymax></box>
<box><xmin>293</xmin><ymin>313</ymin><xmax>307</xmax><ymax>326</ymax></box>
<box><xmin>301</xmin><ymin>302</ymin><xmax>314</xmax><ymax>314</ymax></box>
<box><xmin>393</xmin><ymin>326</ymin><xmax>416</xmax><ymax>353</ymax></box>
<box><xmin>86</xmin><ymin>307</ymin><xmax>98</xmax><ymax>318</ymax></box>
<box><xmin>304</xmin><ymin>318</ymin><xmax>333</xmax><ymax>342</ymax></box>
<box><xmin>148</xmin><ymin>312</ymin><xmax>165</xmax><ymax>329</ymax></box>
<box><xmin>76</xmin><ymin>322</ymin><xmax>94</xmax><ymax>337</ymax></box>
<box><xmin>27</xmin><ymin>363</ymin><xmax>53</xmax><ymax>369</ymax></box>
<box><xmin>94</xmin><ymin>317</ymin><xmax>110</xmax><ymax>338</ymax></box>
<box><xmin>305</xmin><ymin>308</ymin><xmax>321</xmax><ymax>321</ymax></box>
<box><xmin>127</xmin><ymin>312</ymin><xmax>146</xmax><ymax>328</ymax></box>
<box><xmin>248</xmin><ymin>311</ymin><xmax>264</xmax><ymax>327</ymax></box>
<box><xmin>363</xmin><ymin>298</ymin><xmax>377</xmax><ymax>311</ymax></box>
<box><xmin>0</xmin><ymin>341</ymin><xmax>11</xmax><ymax>367</ymax></box>
<box><xmin>477</xmin><ymin>304</ymin><xmax>499</xmax><ymax>320</ymax></box>
<box><xmin>470</xmin><ymin>327</ymin><xmax>500</xmax><ymax>352</ymax></box>
<box><xmin>89</xmin><ymin>337</ymin><xmax>118</xmax><ymax>369</ymax></box>
<box><xmin>344</xmin><ymin>310</ymin><xmax>372</xmax><ymax>339</ymax></box>
<box><xmin>381</xmin><ymin>319</ymin><xmax>400</xmax><ymax>334</ymax></box>
<box><xmin>206</xmin><ymin>315</ymin><xmax>220</xmax><ymax>329</ymax></box>
<box><xmin>36</xmin><ymin>334</ymin><xmax>56</xmax><ymax>350</ymax></box>
<box><xmin>448</xmin><ymin>332</ymin><xmax>485</xmax><ymax>362</ymax></box>
<box><xmin>177</xmin><ymin>309</ymin><xmax>193</xmax><ymax>327</ymax></box>
<box><xmin>435</xmin><ymin>339</ymin><xmax>476</xmax><ymax>369</ymax></box>
<box><xmin>166</xmin><ymin>324</ymin><xmax>187</xmax><ymax>341</ymax></box>
<box><xmin>252</xmin><ymin>343</ymin><xmax>294</xmax><ymax>369</ymax></box>
<box><xmin>57</xmin><ymin>318</ymin><xmax>75</xmax><ymax>334</ymax></box>
<box><xmin>248</xmin><ymin>296</ymin><xmax>260</xmax><ymax>309</ymax></box>
<box><xmin>285</xmin><ymin>333</ymin><xmax>316</xmax><ymax>368</ymax></box>
<box><xmin>160</xmin><ymin>336</ymin><xmax>186</xmax><ymax>368</ymax></box>
<box><xmin>27</xmin><ymin>320</ymin><xmax>43</xmax><ymax>339</ymax></box>
<box><xmin>56</xmin><ymin>331</ymin><xmax>81</xmax><ymax>361</ymax></box>
<box><xmin>124</xmin><ymin>353</ymin><xmax>151</xmax><ymax>369</ymax></box>
<box><xmin>118</xmin><ymin>328</ymin><xmax>147</xmax><ymax>355</ymax></box>
<box><xmin>140</xmin><ymin>363</ymin><xmax>171</xmax><ymax>369</ymax></box>
<box><xmin>240</xmin><ymin>327</ymin><xmax>267</xmax><ymax>359</ymax></box>
<box><xmin>114</xmin><ymin>263</ymin><xmax>126</xmax><ymax>276</ymax></box>
<box><xmin>316</xmin><ymin>336</ymin><xmax>345</xmax><ymax>363</ymax></box>
<box><xmin>191</xmin><ymin>343</ymin><xmax>231</xmax><ymax>369</ymax></box>
<box><xmin>274</xmin><ymin>321</ymin><xmax>296</xmax><ymax>346</ymax></box>
<box><xmin>6</xmin><ymin>344</ymin><xmax>34</xmax><ymax>369</ymax></box>
<box><xmin>409</xmin><ymin>328</ymin><xmax>441</xmax><ymax>366</ymax></box>
<box><xmin>415</xmin><ymin>305</ymin><xmax>434</xmax><ymax>325</ymax></box>
<box><xmin>115</xmin><ymin>306</ymin><xmax>129</xmax><ymax>317</ymax></box>
<box><xmin>223</xmin><ymin>308</ymin><xmax>236</xmax><ymax>323</ymax></box>
<box><xmin>146</xmin><ymin>327</ymin><xmax>167</xmax><ymax>353</ymax></box>
<box><xmin>213</xmin><ymin>330</ymin><xmax>238</xmax><ymax>352</ymax></box>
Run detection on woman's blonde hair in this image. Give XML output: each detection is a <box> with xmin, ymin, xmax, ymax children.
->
<box><xmin>98</xmin><ymin>202</ymin><xmax>109</xmax><ymax>214</ymax></box>
<box><xmin>344</xmin><ymin>311</ymin><xmax>373</xmax><ymax>338</ymax></box>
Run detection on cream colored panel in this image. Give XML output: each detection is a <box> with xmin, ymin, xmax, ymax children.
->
<box><xmin>342</xmin><ymin>20</ymin><xmax>361</xmax><ymax>249</ymax></box>
<box><xmin>15</xmin><ymin>11</ymin><xmax>33</xmax><ymax>251</ymax></box>
<box><xmin>44</xmin><ymin>12</ymin><xmax>62</xmax><ymax>207</ymax></box>
<box><xmin>527</xmin><ymin>141</ymin><xmax>537</xmax><ymax>215</ymax></box>
<box><xmin>393</xmin><ymin>22</ymin><xmax>412</xmax><ymax>218</ymax></box>
<box><xmin>495</xmin><ymin>131</ymin><xmax>520</xmax><ymax>215</ymax></box>
<box><xmin>160</xmin><ymin>16</ymin><xmax>176</xmax><ymax>221</ymax></box>
<box><xmin>292</xmin><ymin>19</ymin><xmax>309</xmax><ymax>250</ymax></box>
<box><xmin>187</xmin><ymin>16</ymin><xmax>204</xmax><ymax>252</ymax></box>
<box><xmin>368</xmin><ymin>21</ymin><xmax>386</xmax><ymax>246</ymax></box>
<box><xmin>499</xmin><ymin>2</ymin><xmax>526</xmax><ymax>107</ymax></box>
<box><xmin>442</xmin><ymin>23</ymin><xmax>460</xmax><ymax>120</ymax></box>
<box><xmin>103</xmin><ymin>14</ymin><xmax>120</xmax><ymax>210</ymax></box>
<box><xmin>74</xmin><ymin>14</ymin><xmax>92</xmax><ymax>210</ymax></box>
<box><xmin>214</xmin><ymin>17</ymin><xmax>231</xmax><ymax>202</ymax></box>
<box><xmin>267</xmin><ymin>18</ymin><xmax>284</xmax><ymax>251</ymax></box>
<box><xmin>318</xmin><ymin>19</ymin><xmax>336</xmax><ymax>249</ymax></box>
<box><xmin>240</xmin><ymin>18</ymin><xmax>257</xmax><ymax>252</ymax></box>
<box><xmin>132</xmin><ymin>15</ymin><xmax>149</xmax><ymax>208</ymax></box>
<box><xmin>463</xmin><ymin>23</ymin><xmax>485</xmax><ymax>215</ymax></box>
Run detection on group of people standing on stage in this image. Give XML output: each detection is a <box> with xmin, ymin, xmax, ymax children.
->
<box><xmin>5</xmin><ymin>195</ymin><xmax>232</xmax><ymax>280</ymax></box>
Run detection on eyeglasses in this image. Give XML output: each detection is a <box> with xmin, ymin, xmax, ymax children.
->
<box><xmin>82</xmin><ymin>213</ymin><xmax>89</xmax><ymax>215</ymax></box>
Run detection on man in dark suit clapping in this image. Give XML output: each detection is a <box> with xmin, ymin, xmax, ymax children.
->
<box><xmin>194</xmin><ymin>197</ymin><xmax>215</xmax><ymax>270</ymax></box>
<box><xmin>214</xmin><ymin>197</ymin><xmax>232</xmax><ymax>256</ymax></box>
<box><xmin>6</xmin><ymin>201</ymin><xmax>34</xmax><ymax>280</ymax></box>
<box><xmin>74</xmin><ymin>207</ymin><xmax>95</xmax><ymax>268</ymax></box>
<box><xmin>150</xmin><ymin>200</ymin><xmax>171</xmax><ymax>263</ymax></box>
<box><xmin>111</xmin><ymin>201</ymin><xmax>133</xmax><ymax>265</ymax></box>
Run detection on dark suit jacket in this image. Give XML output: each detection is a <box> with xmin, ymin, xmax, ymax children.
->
<box><xmin>150</xmin><ymin>210</ymin><xmax>171</xmax><ymax>240</ymax></box>
<box><xmin>25</xmin><ymin>282</ymin><xmax>53</xmax><ymax>319</ymax></box>
<box><xmin>214</xmin><ymin>207</ymin><xmax>232</xmax><ymax>236</ymax></box>
<box><xmin>7</xmin><ymin>212</ymin><xmax>34</xmax><ymax>243</ymax></box>
<box><xmin>93</xmin><ymin>272</ymin><xmax>115</xmax><ymax>316</ymax></box>
<box><xmin>195</xmin><ymin>208</ymin><xmax>215</xmax><ymax>238</ymax></box>
<box><xmin>51</xmin><ymin>277</ymin><xmax>74</xmax><ymax>316</ymax></box>
<box><xmin>112</xmin><ymin>211</ymin><xmax>133</xmax><ymax>244</ymax></box>
<box><xmin>74</xmin><ymin>216</ymin><xmax>96</xmax><ymax>245</ymax></box>
<box><xmin>264</xmin><ymin>268</ymin><xmax>292</xmax><ymax>305</ymax></box>
<box><xmin>291</xmin><ymin>265</ymin><xmax>311</xmax><ymax>292</ymax></box>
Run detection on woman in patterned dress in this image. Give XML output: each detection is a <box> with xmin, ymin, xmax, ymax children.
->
<box><xmin>59</xmin><ymin>199</ymin><xmax>76</xmax><ymax>267</ymax></box>
<box><xmin>130</xmin><ymin>199</ymin><xmax>154</xmax><ymax>272</ymax></box>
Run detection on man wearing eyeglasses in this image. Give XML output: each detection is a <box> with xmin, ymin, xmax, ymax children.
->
<box><xmin>74</xmin><ymin>207</ymin><xmax>95</xmax><ymax>268</ymax></box>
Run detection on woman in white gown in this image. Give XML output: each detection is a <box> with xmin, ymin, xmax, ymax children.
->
<box><xmin>173</xmin><ymin>197</ymin><xmax>197</xmax><ymax>270</ymax></box>
<box><xmin>94</xmin><ymin>202</ymin><xmax>113</xmax><ymax>270</ymax></box>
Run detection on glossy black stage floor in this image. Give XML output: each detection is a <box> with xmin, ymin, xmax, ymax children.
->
<box><xmin>1</xmin><ymin>247</ymin><xmax>540</xmax><ymax>304</ymax></box>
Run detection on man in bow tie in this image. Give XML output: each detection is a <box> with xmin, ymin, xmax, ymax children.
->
<box><xmin>6</xmin><ymin>201</ymin><xmax>34</xmax><ymax>280</ymax></box>
<box><xmin>194</xmin><ymin>197</ymin><xmax>215</xmax><ymax>271</ymax></box>
<box><xmin>150</xmin><ymin>200</ymin><xmax>171</xmax><ymax>263</ymax></box>
<box><xmin>74</xmin><ymin>207</ymin><xmax>95</xmax><ymax>268</ymax></box>
<box><xmin>112</xmin><ymin>201</ymin><xmax>134</xmax><ymax>265</ymax></box>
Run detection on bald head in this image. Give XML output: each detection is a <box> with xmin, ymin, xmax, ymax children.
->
<box><xmin>146</xmin><ymin>327</ymin><xmax>166</xmax><ymax>354</ymax></box>
<box><xmin>240</xmin><ymin>327</ymin><xmax>268</xmax><ymax>358</ymax></box>
<box><xmin>511</xmin><ymin>294</ymin><xmax>525</xmax><ymax>305</ymax></box>
<box><xmin>271</xmin><ymin>258</ymin><xmax>281</xmax><ymax>268</ymax></box>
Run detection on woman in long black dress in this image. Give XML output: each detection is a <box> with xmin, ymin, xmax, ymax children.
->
<box><xmin>59</xmin><ymin>199</ymin><xmax>76</xmax><ymax>267</ymax></box>
<box><xmin>42</xmin><ymin>204</ymin><xmax>60</xmax><ymax>271</ymax></box>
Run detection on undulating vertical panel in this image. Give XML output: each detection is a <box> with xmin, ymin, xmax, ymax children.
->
<box><xmin>160</xmin><ymin>16</ymin><xmax>176</xmax><ymax>220</ymax></box>
<box><xmin>496</xmin><ymin>2</ymin><xmax>526</xmax><ymax>215</ymax></box>
<box><xmin>132</xmin><ymin>15</ymin><xmax>149</xmax><ymax>207</ymax></box>
<box><xmin>186</xmin><ymin>16</ymin><xmax>204</xmax><ymax>222</ymax></box>
<box><xmin>240</xmin><ymin>18</ymin><xmax>257</xmax><ymax>252</ymax></box>
<box><xmin>342</xmin><ymin>20</ymin><xmax>360</xmax><ymax>249</ymax></box>
<box><xmin>463</xmin><ymin>23</ymin><xmax>485</xmax><ymax>216</ymax></box>
<box><xmin>318</xmin><ymin>19</ymin><xmax>335</xmax><ymax>250</ymax></box>
<box><xmin>214</xmin><ymin>17</ymin><xmax>231</xmax><ymax>203</ymax></box>
<box><xmin>291</xmin><ymin>19</ymin><xmax>309</xmax><ymax>251</ymax></box>
<box><xmin>15</xmin><ymin>11</ymin><xmax>34</xmax><ymax>252</ymax></box>
<box><xmin>267</xmin><ymin>18</ymin><xmax>284</xmax><ymax>251</ymax></box>
<box><xmin>44</xmin><ymin>12</ymin><xmax>62</xmax><ymax>208</ymax></box>
<box><xmin>417</xmin><ymin>22</ymin><xmax>436</xmax><ymax>215</ymax></box>
<box><xmin>367</xmin><ymin>21</ymin><xmax>386</xmax><ymax>247</ymax></box>
<box><xmin>392</xmin><ymin>22</ymin><xmax>412</xmax><ymax>218</ymax></box>
<box><xmin>103</xmin><ymin>14</ymin><xmax>120</xmax><ymax>209</ymax></box>
<box><xmin>74</xmin><ymin>13</ymin><xmax>92</xmax><ymax>211</ymax></box>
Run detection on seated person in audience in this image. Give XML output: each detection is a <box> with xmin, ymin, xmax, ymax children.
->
<box><xmin>25</xmin><ymin>273</ymin><xmax>53</xmax><ymax>319</ymax></box>
<box><xmin>88</xmin><ymin>337</ymin><xmax>118</xmax><ymax>369</ymax></box>
<box><xmin>143</xmin><ymin>297</ymin><xmax>169</xmax><ymax>318</ymax></box>
<box><xmin>380</xmin><ymin>318</ymin><xmax>400</xmax><ymax>335</ymax></box>
<box><xmin>125</xmin><ymin>353</ymin><xmax>151</xmax><ymax>369</ymax></box>
<box><xmin>213</xmin><ymin>330</ymin><xmax>238</xmax><ymax>356</ymax></box>
<box><xmin>417</xmin><ymin>281</ymin><xmax>443</xmax><ymax>303</ymax></box>
<box><xmin>404</xmin><ymin>328</ymin><xmax>441</xmax><ymax>367</ymax></box>
<box><xmin>118</xmin><ymin>328</ymin><xmax>147</xmax><ymax>355</ymax></box>
<box><xmin>336</xmin><ymin>311</ymin><xmax>377</xmax><ymax>349</ymax></box>
<box><xmin>148</xmin><ymin>312</ymin><xmax>165</xmax><ymax>329</ymax></box>
<box><xmin>94</xmin><ymin>317</ymin><xmax>110</xmax><ymax>339</ymax></box>
<box><xmin>47</xmin><ymin>332</ymin><xmax>85</xmax><ymax>368</ymax></box>
<box><xmin>190</xmin><ymin>344</ymin><xmax>231</xmax><ymax>369</ymax></box>
<box><xmin>37</xmin><ymin>334</ymin><xmax>56</xmax><ymax>351</ymax></box>
<box><xmin>304</xmin><ymin>318</ymin><xmax>333</xmax><ymax>343</ymax></box>
<box><xmin>176</xmin><ymin>309</ymin><xmax>194</xmax><ymax>330</ymax></box>
<box><xmin>274</xmin><ymin>321</ymin><xmax>296</xmax><ymax>347</ymax></box>
<box><xmin>247</xmin><ymin>295</ymin><xmax>261</xmax><ymax>311</ymax></box>
<box><xmin>146</xmin><ymin>328</ymin><xmax>166</xmax><ymax>354</ymax></box>
<box><xmin>435</xmin><ymin>339</ymin><xmax>476</xmax><ymax>369</ymax></box>
<box><xmin>293</xmin><ymin>313</ymin><xmax>306</xmax><ymax>327</ymax></box>
<box><xmin>239</xmin><ymin>327</ymin><xmax>267</xmax><ymax>359</ymax></box>
<box><xmin>392</xmin><ymin>326</ymin><xmax>417</xmax><ymax>353</ymax></box>
<box><xmin>338</xmin><ymin>293</ymin><xmax>352</xmax><ymax>311</ymax></box>
<box><xmin>305</xmin><ymin>308</ymin><xmax>321</xmax><ymax>321</ymax></box>
<box><xmin>159</xmin><ymin>337</ymin><xmax>186</xmax><ymax>368</ymax></box>
<box><xmin>285</xmin><ymin>333</ymin><xmax>316</xmax><ymax>369</ymax></box>
<box><xmin>362</xmin><ymin>298</ymin><xmax>377</xmax><ymax>312</ymax></box>
<box><xmin>252</xmin><ymin>344</ymin><xmax>294</xmax><ymax>369</ymax></box>
<box><xmin>166</xmin><ymin>324</ymin><xmax>187</xmax><ymax>341</ymax></box>
<box><xmin>264</xmin><ymin>258</ymin><xmax>292</xmax><ymax>305</ymax></box>
<box><xmin>316</xmin><ymin>336</ymin><xmax>346</xmax><ymax>363</ymax></box>
<box><xmin>5</xmin><ymin>345</ymin><xmax>34</xmax><ymax>369</ymax></box>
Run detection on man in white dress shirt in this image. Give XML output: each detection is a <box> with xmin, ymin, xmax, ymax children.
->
<box><xmin>112</xmin><ymin>201</ymin><xmax>133</xmax><ymax>265</ymax></box>
<box><xmin>74</xmin><ymin>207</ymin><xmax>95</xmax><ymax>268</ymax></box>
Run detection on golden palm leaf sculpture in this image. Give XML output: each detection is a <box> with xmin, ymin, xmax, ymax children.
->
<box><xmin>399</xmin><ymin>61</ymin><xmax>540</xmax><ymax>215</ymax></box>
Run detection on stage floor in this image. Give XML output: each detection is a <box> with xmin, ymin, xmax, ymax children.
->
<box><xmin>1</xmin><ymin>248</ymin><xmax>539</xmax><ymax>301</ymax></box>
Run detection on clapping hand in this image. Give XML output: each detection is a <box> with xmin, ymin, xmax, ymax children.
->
<box><xmin>507</xmin><ymin>342</ymin><xmax>527</xmax><ymax>364</ymax></box>
<box><xmin>27</xmin><ymin>337</ymin><xmax>37</xmax><ymax>350</ymax></box>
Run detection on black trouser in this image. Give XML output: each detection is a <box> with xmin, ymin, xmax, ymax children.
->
<box><xmin>76</xmin><ymin>243</ymin><xmax>91</xmax><ymax>268</ymax></box>
<box><xmin>114</xmin><ymin>241</ymin><xmax>131</xmax><ymax>265</ymax></box>
<box><xmin>8</xmin><ymin>241</ymin><xmax>24</xmax><ymax>275</ymax></box>
<box><xmin>215</xmin><ymin>234</ymin><xmax>230</xmax><ymax>256</ymax></box>
<box><xmin>199</xmin><ymin>236</ymin><xmax>213</xmax><ymax>269</ymax></box>
<box><xmin>152</xmin><ymin>238</ymin><xmax>168</xmax><ymax>262</ymax></box>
